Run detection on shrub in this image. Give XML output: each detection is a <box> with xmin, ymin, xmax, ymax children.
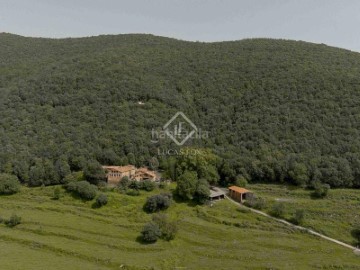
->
<box><xmin>142</xmin><ymin>180</ymin><xmax>156</xmax><ymax>191</ymax></box>
<box><xmin>76</xmin><ymin>181</ymin><xmax>98</xmax><ymax>200</ymax></box>
<box><xmin>141</xmin><ymin>214</ymin><xmax>178</xmax><ymax>243</ymax></box>
<box><xmin>141</xmin><ymin>222</ymin><xmax>161</xmax><ymax>243</ymax></box>
<box><xmin>129</xmin><ymin>180</ymin><xmax>141</xmax><ymax>190</ymax></box>
<box><xmin>164</xmin><ymin>223</ymin><xmax>178</xmax><ymax>239</ymax></box>
<box><xmin>64</xmin><ymin>173</ymin><xmax>76</xmax><ymax>184</ymax></box>
<box><xmin>175</xmin><ymin>171</ymin><xmax>198</xmax><ymax>200</ymax></box>
<box><xmin>313</xmin><ymin>182</ymin><xmax>330</xmax><ymax>198</ymax></box>
<box><xmin>64</xmin><ymin>171</ymin><xmax>84</xmax><ymax>184</ymax></box>
<box><xmin>83</xmin><ymin>161</ymin><xmax>106</xmax><ymax>185</ymax></box>
<box><xmin>166</xmin><ymin>222</ymin><xmax>179</xmax><ymax>237</ymax></box>
<box><xmin>126</xmin><ymin>189</ymin><xmax>140</xmax><ymax>196</ymax></box>
<box><xmin>65</xmin><ymin>182</ymin><xmax>77</xmax><ymax>193</ymax></box>
<box><xmin>244</xmin><ymin>196</ymin><xmax>266</xmax><ymax>210</ymax></box>
<box><xmin>292</xmin><ymin>209</ymin><xmax>305</xmax><ymax>225</ymax></box>
<box><xmin>65</xmin><ymin>181</ymin><xmax>98</xmax><ymax>200</ymax></box>
<box><xmin>270</xmin><ymin>202</ymin><xmax>286</xmax><ymax>218</ymax></box>
<box><xmin>235</xmin><ymin>176</ymin><xmax>248</xmax><ymax>187</ymax></box>
<box><xmin>144</xmin><ymin>196</ymin><xmax>159</xmax><ymax>212</ymax></box>
<box><xmin>96</xmin><ymin>193</ymin><xmax>108</xmax><ymax>207</ymax></box>
<box><xmin>144</xmin><ymin>193</ymin><xmax>172</xmax><ymax>213</ymax></box>
<box><xmin>194</xmin><ymin>179</ymin><xmax>210</xmax><ymax>204</ymax></box>
<box><xmin>159</xmin><ymin>181</ymin><xmax>166</xmax><ymax>189</ymax></box>
<box><xmin>0</xmin><ymin>174</ymin><xmax>21</xmax><ymax>195</ymax></box>
<box><xmin>53</xmin><ymin>186</ymin><xmax>61</xmax><ymax>200</ymax></box>
<box><xmin>152</xmin><ymin>213</ymin><xmax>178</xmax><ymax>241</ymax></box>
<box><xmin>5</xmin><ymin>214</ymin><xmax>22</xmax><ymax>227</ymax></box>
<box><xmin>117</xmin><ymin>176</ymin><xmax>130</xmax><ymax>191</ymax></box>
<box><xmin>97</xmin><ymin>181</ymin><xmax>107</xmax><ymax>189</ymax></box>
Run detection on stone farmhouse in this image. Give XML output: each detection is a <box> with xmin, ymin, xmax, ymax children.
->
<box><xmin>102</xmin><ymin>165</ymin><xmax>157</xmax><ymax>186</ymax></box>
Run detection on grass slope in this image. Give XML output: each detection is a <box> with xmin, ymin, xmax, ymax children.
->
<box><xmin>247</xmin><ymin>184</ymin><xmax>360</xmax><ymax>246</ymax></box>
<box><xmin>0</xmin><ymin>186</ymin><xmax>359</xmax><ymax>270</ymax></box>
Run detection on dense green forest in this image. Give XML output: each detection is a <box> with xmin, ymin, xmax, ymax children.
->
<box><xmin>1</xmin><ymin>33</ymin><xmax>360</xmax><ymax>188</ymax></box>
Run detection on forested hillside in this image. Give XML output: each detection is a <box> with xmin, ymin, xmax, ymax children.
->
<box><xmin>1</xmin><ymin>33</ymin><xmax>360</xmax><ymax>187</ymax></box>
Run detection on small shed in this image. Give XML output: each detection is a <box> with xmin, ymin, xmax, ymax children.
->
<box><xmin>228</xmin><ymin>186</ymin><xmax>253</xmax><ymax>203</ymax></box>
<box><xmin>209</xmin><ymin>187</ymin><xmax>225</xmax><ymax>201</ymax></box>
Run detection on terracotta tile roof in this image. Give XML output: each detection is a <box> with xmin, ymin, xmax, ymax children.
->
<box><xmin>102</xmin><ymin>165</ymin><xmax>136</xmax><ymax>173</ymax></box>
<box><xmin>136</xmin><ymin>167</ymin><xmax>156</xmax><ymax>177</ymax></box>
<box><xmin>228</xmin><ymin>186</ymin><xmax>251</xmax><ymax>194</ymax></box>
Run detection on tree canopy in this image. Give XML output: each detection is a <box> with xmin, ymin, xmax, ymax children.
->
<box><xmin>1</xmin><ymin>33</ymin><xmax>360</xmax><ymax>188</ymax></box>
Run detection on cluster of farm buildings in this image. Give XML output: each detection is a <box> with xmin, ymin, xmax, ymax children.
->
<box><xmin>102</xmin><ymin>165</ymin><xmax>158</xmax><ymax>185</ymax></box>
<box><xmin>209</xmin><ymin>186</ymin><xmax>253</xmax><ymax>203</ymax></box>
<box><xmin>102</xmin><ymin>165</ymin><xmax>253</xmax><ymax>203</ymax></box>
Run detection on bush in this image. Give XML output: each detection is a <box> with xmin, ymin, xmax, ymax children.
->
<box><xmin>96</xmin><ymin>193</ymin><xmax>108</xmax><ymax>207</ymax></box>
<box><xmin>144</xmin><ymin>196</ymin><xmax>160</xmax><ymax>213</ymax></box>
<box><xmin>63</xmin><ymin>171</ymin><xmax>84</xmax><ymax>184</ymax></box>
<box><xmin>144</xmin><ymin>193</ymin><xmax>172</xmax><ymax>213</ymax></box>
<box><xmin>313</xmin><ymin>182</ymin><xmax>330</xmax><ymax>198</ymax></box>
<box><xmin>141</xmin><ymin>222</ymin><xmax>161</xmax><ymax>243</ymax></box>
<box><xmin>65</xmin><ymin>181</ymin><xmax>98</xmax><ymax>200</ymax></box>
<box><xmin>0</xmin><ymin>173</ymin><xmax>21</xmax><ymax>195</ymax></box>
<box><xmin>175</xmin><ymin>171</ymin><xmax>198</xmax><ymax>200</ymax></box>
<box><xmin>244</xmin><ymin>196</ymin><xmax>266</xmax><ymax>210</ymax></box>
<box><xmin>141</xmin><ymin>214</ymin><xmax>178</xmax><ymax>243</ymax></box>
<box><xmin>270</xmin><ymin>202</ymin><xmax>286</xmax><ymax>218</ymax></box>
<box><xmin>159</xmin><ymin>181</ymin><xmax>166</xmax><ymax>189</ymax></box>
<box><xmin>235</xmin><ymin>176</ymin><xmax>248</xmax><ymax>187</ymax></box>
<box><xmin>194</xmin><ymin>179</ymin><xmax>210</xmax><ymax>204</ymax></box>
<box><xmin>292</xmin><ymin>209</ymin><xmax>305</xmax><ymax>225</ymax></box>
<box><xmin>97</xmin><ymin>181</ymin><xmax>107</xmax><ymax>189</ymax></box>
<box><xmin>129</xmin><ymin>180</ymin><xmax>141</xmax><ymax>190</ymax></box>
<box><xmin>65</xmin><ymin>181</ymin><xmax>78</xmax><ymax>192</ymax></box>
<box><xmin>142</xmin><ymin>180</ymin><xmax>156</xmax><ymax>191</ymax></box>
<box><xmin>83</xmin><ymin>161</ymin><xmax>106</xmax><ymax>185</ymax></box>
<box><xmin>152</xmin><ymin>213</ymin><xmax>178</xmax><ymax>241</ymax></box>
<box><xmin>126</xmin><ymin>189</ymin><xmax>140</xmax><ymax>196</ymax></box>
<box><xmin>53</xmin><ymin>186</ymin><xmax>61</xmax><ymax>200</ymax></box>
<box><xmin>117</xmin><ymin>176</ymin><xmax>130</xmax><ymax>191</ymax></box>
<box><xmin>76</xmin><ymin>181</ymin><xmax>98</xmax><ymax>200</ymax></box>
<box><xmin>124</xmin><ymin>180</ymin><xmax>156</xmax><ymax>193</ymax></box>
<box><xmin>5</xmin><ymin>214</ymin><xmax>22</xmax><ymax>227</ymax></box>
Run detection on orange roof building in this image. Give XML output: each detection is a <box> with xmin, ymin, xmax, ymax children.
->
<box><xmin>103</xmin><ymin>165</ymin><xmax>136</xmax><ymax>173</ymax></box>
<box><xmin>228</xmin><ymin>186</ymin><xmax>253</xmax><ymax>203</ymax></box>
<box><xmin>102</xmin><ymin>165</ymin><xmax>136</xmax><ymax>186</ymax></box>
<box><xmin>102</xmin><ymin>165</ymin><xmax>158</xmax><ymax>186</ymax></box>
<box><xmin>133</xmin><ymin>168</ymin><xmax>157</xmax><ymax>181</ymax></box>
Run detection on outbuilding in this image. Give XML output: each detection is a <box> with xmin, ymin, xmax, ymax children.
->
<box><xmin>228</xmin><ymin>186</ymin><xmax>253</xmax><ymax>203</ymax></box>
<box><xmin>209</xmin><ymin>186</ymin><xmax>225</xmax><ymax>201</ymax></box>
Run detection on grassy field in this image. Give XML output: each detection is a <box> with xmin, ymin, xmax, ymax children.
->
<box><xmin>0</xmin><ymin>185</ymin><xmax>359</xmax><ymax>270</ymax></box>
<box><xmin>247</xmin><ymin>184</ymin><xmax>360</xmax><ymax>246</ymax></box>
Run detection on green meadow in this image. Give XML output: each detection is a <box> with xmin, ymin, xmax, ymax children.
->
<box><xmin>247</xmin><ymin>184</ymin><xmax>360</xmax><ymax>246</ymax></box>
<box><xmin>0</xmin><ymin>185</ymin><xmax>359</xmax><ymax>270</ymax></box>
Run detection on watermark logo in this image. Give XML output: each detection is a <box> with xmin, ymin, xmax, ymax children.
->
<box><xmin>151</xmin><ymin>111</ymin><xmax>208</xmax><ymax>146</ymax></box>
<box><xmin>164</xmin><ymin>112</ymin><xmax>197</xmax><ymax>146</ymax></box>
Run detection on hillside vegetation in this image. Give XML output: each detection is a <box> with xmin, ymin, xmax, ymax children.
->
<box><xmin>1</xmin><ymin>33</ymin><xmax>360</xmax><ymax>187</ymax></box>
<box><xmin>1</xmin><ymin>186</ymin><xmax>360</xmax><ymax>270</ymax></box>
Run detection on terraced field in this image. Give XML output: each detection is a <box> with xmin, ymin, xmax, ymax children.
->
<box><xmin>0</xmin><ymin>185</ymin><xmax>359</xmax><ymax>270</ymax></box>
